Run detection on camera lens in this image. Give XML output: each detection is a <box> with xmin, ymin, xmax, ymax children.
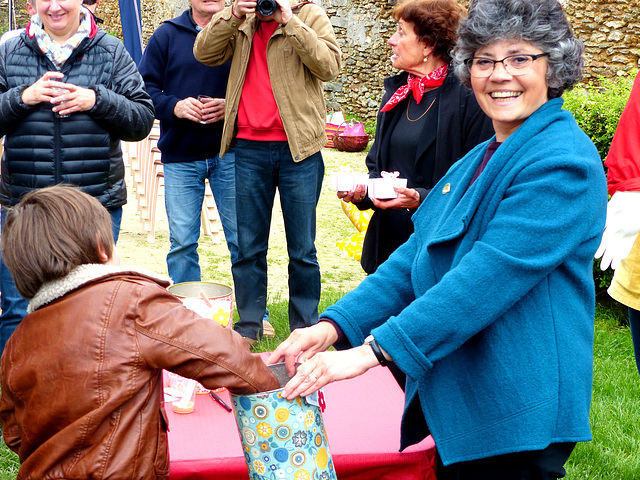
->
<box><xmin>256</xmin><ymin>0</ymin><xmax>277</xmax><ymax>16</ymax></box>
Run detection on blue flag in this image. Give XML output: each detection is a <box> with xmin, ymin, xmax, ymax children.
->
<box><xmin>118</xmin><ymin>0</ymin><xmax>143</xmax><ymax>65</ymax></box>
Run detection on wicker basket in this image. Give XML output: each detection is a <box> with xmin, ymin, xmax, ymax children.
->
<box><xmin>333</xmin><ymin>132</ymin><xmax>370</xmax><ymax>152</ymax></box>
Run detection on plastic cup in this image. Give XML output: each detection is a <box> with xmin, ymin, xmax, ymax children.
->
<box><xmin>53</xmin><ymin>87</ymin><xmax>69</xmax><ymax>118</ymax></box>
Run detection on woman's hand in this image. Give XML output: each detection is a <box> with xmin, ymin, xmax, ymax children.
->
<box><xmin>50</xmin><ymin>83</ymin><xmax>96</xmax><ymax>116</ymax></box>
<box><xmin>268</xmin><ymin>321</ymin><xmax>339</xmax><ymax>376</ymax></box>
<box><xmin>21</xmin><ymin>71</ymin><xmax>65</xmax><ymax>106</ymax></box>
<box><xmin>337</xmin><ymin>183</ymin><xmax>367</xmax><ymax>203</ymax></box>
<box><xmin>280</xmin><ymin>345</ymin><xmax>380</xmax><ymax>399</ymax></box>
<box><xmin>371</xmin><ymin>186</ymin><xmax>421</xmax><ymax>210</ymax></box>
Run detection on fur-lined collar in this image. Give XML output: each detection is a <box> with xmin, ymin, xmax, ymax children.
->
<box><xmin>28</xmin><ymin>264</ymin><xmax>171</xmax><ymax>314</ymax></box>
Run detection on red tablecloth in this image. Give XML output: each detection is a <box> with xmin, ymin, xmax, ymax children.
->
<box><xmin>167</xmin><ymin>365</ymin><xmax>436</xmax><ymax>480</ymax></box>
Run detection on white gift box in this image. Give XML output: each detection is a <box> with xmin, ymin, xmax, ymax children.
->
<box><xmin>330</xmin><ymin>171</ymin><xmax>369</xmax><ymax>192</ymax></box>
<box><xmin>367</xmin><ymin>177</ymin><xmax>408</xmax><ymax>199</ymax></box>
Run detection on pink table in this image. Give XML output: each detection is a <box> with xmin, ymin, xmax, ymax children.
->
<box><xmin>167</xmin><ymin>365</ymin><xmax>436</xmax><ymax>479</ymax></box>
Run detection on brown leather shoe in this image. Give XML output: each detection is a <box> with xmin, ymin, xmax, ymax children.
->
<box><xmin>263</xmin><ymin>320</ymin><xmax>276</xmax><ymax>338</ymax></box>
<box><xmin>243</xmin><ymin>336</ymin><xmax>257</xmax><ymax>347</ymax></box>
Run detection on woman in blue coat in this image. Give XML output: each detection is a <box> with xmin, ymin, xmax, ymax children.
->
<box><xmin>271</xmin><ymin>0</ymin><xmax>607</xmax><ymax>478</ymax></box>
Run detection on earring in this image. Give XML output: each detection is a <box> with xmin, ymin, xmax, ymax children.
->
<box><xmin>423</xmin><ymin>56</ymin><xmax>428</xmax><ymax>62</ymax></box>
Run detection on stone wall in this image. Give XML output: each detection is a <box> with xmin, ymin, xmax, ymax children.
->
<box><xmin>2</xmin><ymin>0</ymin><xmax>639</xmax><ymax>121</ymax></box>
<box><xmin>567</xmin><ymin>0</ymin><xmax>640</xmax><ymax>77</ymax></box>
<box><xmin>321</xmin><ymin>0</ymin><xmax>640</xmax><ymax>121</ymax></box>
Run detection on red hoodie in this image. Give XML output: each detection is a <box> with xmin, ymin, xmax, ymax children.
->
<box><xmin>605</xmin><ymin>72</ymin><xmax>640</xmax><ymax>196</ymax></box>
<box><xmin>236</xmin><ymin>20</ymin><xmax>287</xmax><ymax>142</ymax></box>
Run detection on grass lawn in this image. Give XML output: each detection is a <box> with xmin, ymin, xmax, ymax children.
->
<box><xmin>1</xmin><ymin>302</ymin><xmax>638</xmax><ymax>479</ymax></box>
<box><xmin>566</xmin><ymin>303</ymin><xmax>640</xmax><ymax>479</ymax></box>
<box><xmin>0</xmin><ymin>149</ymin><xmax>638</xmax><ymax>478</ymax></box>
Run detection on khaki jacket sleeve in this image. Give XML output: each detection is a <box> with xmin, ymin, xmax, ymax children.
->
<box><xmin>282</xmin><ymin>5</ymin><xmax>341</xmax><ymax>82</ymax></box>
<box><xmin>194</xmin><ymin>6</ymin><xmax>242</xmax><ymax>67</ymax></box>
<box><xmin>133</xmin><ymin>283</ymin><xmax>279</xmax><ymax>394</ymax></box>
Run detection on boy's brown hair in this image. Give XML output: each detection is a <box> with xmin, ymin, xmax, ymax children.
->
<box><xmin>1</xmin><ymin>185</ymin><xmax>114</xmax><ymax>299</ymax></box>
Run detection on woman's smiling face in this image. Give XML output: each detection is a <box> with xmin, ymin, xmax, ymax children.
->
<box><xmin>470</xmin><ymin>40</ymin><xmax>549</xmax><ymax>142</ymax></box>
<box><xmin>34</xmin><ymin>0</ymin><xmax>83</xmax><ymax>43</ymax></box>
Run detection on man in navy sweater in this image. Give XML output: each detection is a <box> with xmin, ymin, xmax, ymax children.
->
<box><xmin>139</xmin><ymin>0</ymin><xmax>233</xmax><ymax>284</ymax></box>
<box><xmin>139</xmin><ymin>0</ymin><xmax>273</xmax><ymax>337</ymax></box>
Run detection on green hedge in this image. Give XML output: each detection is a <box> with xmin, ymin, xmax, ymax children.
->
<box><xmin>563</xmin><ymin>72</ymin><xmax>636</xmax><ymax>301</ymax></box>
<box><xmin>563</xmin><ymin>73</ymin><xmax>636</xmax><ymax>160</ymax></box>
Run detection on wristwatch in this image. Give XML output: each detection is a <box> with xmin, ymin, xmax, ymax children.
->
<box><xmin>365</xmin><ymin>335</ymin><xmax>390</xmax><ymax>367</ymax></box>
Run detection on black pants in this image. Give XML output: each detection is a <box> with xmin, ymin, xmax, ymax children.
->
<box><xmin>436</xmin><ymin>442</ymin><xmax>576</xmax><ymax>480</ymax></box>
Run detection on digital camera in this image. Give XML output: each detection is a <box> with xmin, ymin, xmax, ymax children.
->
<box><xmin>257</xmin><ymin>0</ymin><xmax>277</xmax><ymax>16</ymax></box>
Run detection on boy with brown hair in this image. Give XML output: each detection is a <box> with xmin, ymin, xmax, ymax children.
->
<box><xmin>0</xmin><ymin>185</ymin><xmax>279</xmax><ymax>479</ymax></box>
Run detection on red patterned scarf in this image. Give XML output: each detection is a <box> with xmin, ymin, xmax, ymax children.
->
<box><xmin>381</xmin><ymin>64</ymin><xmax>449</xmax><ymax>112</ymax></box>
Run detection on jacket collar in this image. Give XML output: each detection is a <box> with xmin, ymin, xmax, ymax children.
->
<box><xmin>377</xmin><ymin>66</ymin><xmax>456</xmax><ymax>169</ymax></box>
<box><xmin>421</xmin><ymin>98</ymin><xmax>562</xmax><ymax>245</ymax></box>
<box><xmin>165</xmin><ymin>9</ymin><xmax>199</xmax><ymax>34</ymax></box>
<box><xmin>29</xmin><ymin>264</ymin><xmax>171</xmax><ymax>313</ymax></box>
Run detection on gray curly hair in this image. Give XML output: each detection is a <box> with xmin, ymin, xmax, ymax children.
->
<box><xmin>453</xmin><ymin>0</ymin><xmax>584</xmax><ymax>99</ymax></box>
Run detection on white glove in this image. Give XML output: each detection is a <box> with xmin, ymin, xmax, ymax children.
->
<box><xmin>595</xmin><ymin>190</ymin><xmax>640</xmax><ymax>270</ymax></box>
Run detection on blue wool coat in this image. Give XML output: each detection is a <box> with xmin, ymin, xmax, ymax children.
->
<box><xmin>322</xmin><ymin>98</ymin><xmax>608</xmax><ymax>465</ymax></box>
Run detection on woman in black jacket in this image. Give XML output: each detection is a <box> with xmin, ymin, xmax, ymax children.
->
<box><xmin>339</xmin><ymin>0</ymin><xmax>493</xmax><ymax>274</ymax></box>
<box><xmin>0</xmin><ymin>0</ymin><xmax>154</xmax><ymax>357</ymax></box>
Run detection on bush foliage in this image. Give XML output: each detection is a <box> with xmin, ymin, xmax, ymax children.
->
<box><xmin>563</xmin><ymin>73</ymin><xmax>636</xmax><ymax>160</ymax></box>
<box><xmin>563</xmin><ymin>72</ymin><xmax>636</xmax><ymax>301</ymax></box>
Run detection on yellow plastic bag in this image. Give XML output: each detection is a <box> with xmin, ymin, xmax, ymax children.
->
<box><xmin>336</xmin><ymin>200</ymin><xmax>373</xmax><ymax>260</ymax></box>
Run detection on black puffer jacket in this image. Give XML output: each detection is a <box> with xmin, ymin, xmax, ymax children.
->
<box><xmin>0</xmin><ymin>24</ymin><xmax>154</xmax><ymax>209</ymax></box>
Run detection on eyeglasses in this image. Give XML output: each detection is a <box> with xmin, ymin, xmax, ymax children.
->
<box><xmin>464</xmin><ymin>53</ymin><xmax>550</xmax><ymax>78</ymax></box>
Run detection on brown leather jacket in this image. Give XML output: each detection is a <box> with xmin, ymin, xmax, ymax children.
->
<box><xmin>0</xmin><ymin>266</ymin><xmax>280</xmax><ymax>479</ymax></box>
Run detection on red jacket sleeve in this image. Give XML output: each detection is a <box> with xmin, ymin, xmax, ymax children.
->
<box><xmin>605</xmin><ymin>72</ymin><xmax>640</xmax><ymax>196</ymax></box>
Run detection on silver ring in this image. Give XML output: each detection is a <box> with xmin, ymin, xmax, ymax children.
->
<box><xmin>309</xmin><ymin>373</ymin><xmax>318</xmax><ymax>382</ymax></box>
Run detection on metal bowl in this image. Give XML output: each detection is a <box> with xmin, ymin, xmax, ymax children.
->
<box><xmin>167</xmin><ymin>281</ymin><xmax>232</xmax><ymax>300</ymax></box>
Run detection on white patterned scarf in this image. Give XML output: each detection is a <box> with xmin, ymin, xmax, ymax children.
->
<box><xmin>29</xmin><ymin>7</ymin><xmax>92</xmax><ymax>69</ymax></box>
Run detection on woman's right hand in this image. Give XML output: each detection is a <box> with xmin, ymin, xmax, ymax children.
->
<box><xmin>21</xmin><ymin>71</ymin><xmax>65</xmax><ymax>106</ymax></box>
<box><xmin>267</xmin><ymin>321</ymin><xmax>339</xmax><ymax>376</ymax></box>
<box><xmin>337</xmin><ymin>183</ymin><xmax>367</xmax><ymax>203</ymax></box>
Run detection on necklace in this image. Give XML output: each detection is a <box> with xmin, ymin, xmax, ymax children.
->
<box><xmin>406</xmin><ymin>96</ymin><xmax>436</xmax><ymax>122</ymax></box>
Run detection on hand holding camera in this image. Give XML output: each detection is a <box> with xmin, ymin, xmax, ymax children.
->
<box><xmin>232</xmin><ymin>0</ymin><xmax>291</xmax><ymax>23</ymax></box>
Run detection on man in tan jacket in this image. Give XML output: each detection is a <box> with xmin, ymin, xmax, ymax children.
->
<box><xmin>194</xmin><ymin>0</ymin><xmax>341</xmax><ymax>345</ymax></box>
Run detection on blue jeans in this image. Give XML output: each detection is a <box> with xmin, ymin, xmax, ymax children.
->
<box><xmin>629</xmin><ymin>308</ymin><xmax>640</xmax><ymax>376</ymax></box>
<box><xmin>0</xmin><ymin>204</ymin><xmax>122</xmax><ymax>358</ymax></box>
<box><xmin>163</xmin><ymin>151</ymin><xmax>238</xmax><ymax>284</ymax></box>
<box><xmin>110</xmin><ymin>206</ymin><xmax>123</xmax><ymax>244</ymax></box>
<box><xmin>232</xmin><ymin>140</ymin><xmax>323</xmax><ymax>339</ymax></box>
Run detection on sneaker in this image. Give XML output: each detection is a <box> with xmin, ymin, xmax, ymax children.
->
<box><xmin>262</xmin><ymin>320</ymin><xmax>276</xmax><ymax>338</ymax></box>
